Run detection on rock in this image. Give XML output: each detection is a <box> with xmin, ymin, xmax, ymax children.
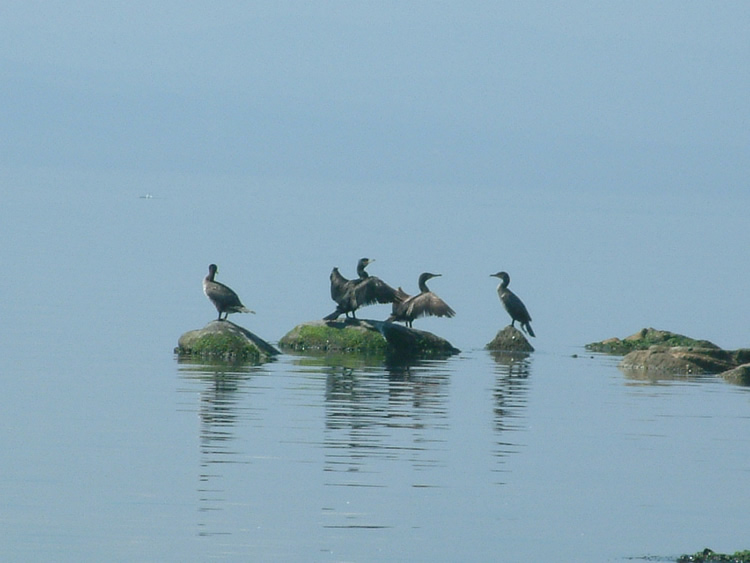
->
<box><xmin>586</xmin><ymin>327</ymin><xmax>719</xmax><ymax>355</ymax></box>
<box><xmin>279</xmin><ymin>319</ymin><xmax>459</xmax><ymax>358</ymax></box>
<box><xmin>379</xmin><ymin>321</ymin><xmax>460</xmax><ymax>357</ymax></box>
<box><xmin>733</xmin><ymin>349</ymin><xmax>750</xmax><ymax>365</ymax></box>
<box><xmin>175</xmin><ymin>320</ymin><xmax>280</xmax><ymax>363</ymax></box>
<box><xmin>619</xmin><ymin>346</ymin><xmax>737</xmax><ymax>375</ymax></box>
<box><xmin>719</xmin><ymin>363</ymin><xmax>750</xmax><ymax>386</ymax></box>
<box><xmin>279</xmin><ymin>319</ymin><xmax>388</xmax><ymax>353</ymax></box>
<box><xmin>677</xmin><ymin>548</ymin><xmax>750</xmax><ymax>563</ymax></box>
<box><xmin>485</xmin><ymin>326</ymin><xmax>534</xmax><ymax>352</ymax></box>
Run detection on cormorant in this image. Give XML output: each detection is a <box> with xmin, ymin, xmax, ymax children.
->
<box><xmin>490</xmin><ymin>271</ymin><xmax>535</xmax><ymax>337</ymax></box>
<box><xmin>324</xmin><ymin>258</ymin><xmax>398</xmax><ymax>320</ymax></box>
<box><xmin>386</xmin><ymin>272</ymin><xmax>456</xmax><ymax>327</ymax></box>
<box><xmin>203</xmin><ymin>264</ymin><xmax>255</xmax><ymax>321</ymax></box>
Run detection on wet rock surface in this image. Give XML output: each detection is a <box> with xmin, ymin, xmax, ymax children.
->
<box><xmin>586</xmin><ymin>327</ymin><xmax>719</xmax><ymax>355</ymax></box>
<box><xmin>485</xmin><ymin>326</ymin><xmax>534</xmax><ymax>352</ymax></box>
<box><xmin>588</xmin><ymin>327</ymin><xmax>750</xmax><ymax>382</ymax></box>
<box><xmin>176</xmin><ymin>320</ymin><xmax>280</xmax><ymax>363</ymax></box>
<box><xmin>279</xmin><ymin>319</ymin><xmax>459</xmax><ymax>358</ymax></box>
<box><xmin>619</xmin><ymin>346</ymin><xmax>737</xmax><ymax>375</ymax></box>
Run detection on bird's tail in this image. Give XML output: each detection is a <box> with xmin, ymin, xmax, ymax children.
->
<box><xmin>241</xmin><ymin>307</ymin><xmax>256</xmax><ymax>314</ymax></box>
<box><xmin>524</xmin><ymin>323</ymin><xmax>535</xmax><ymax>337</ymax></box>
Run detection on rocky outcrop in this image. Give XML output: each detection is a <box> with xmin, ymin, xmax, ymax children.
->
<box><xmin>175</xmin><ymin>320</ymin><xmax>280</xmax><ymax>363</ymax></box>
<box><xmin>485</xmin><ymin>326</ymin><xmax>534</xmax><ymax>352</ymax></box>
<box><xmin>279</xmin><ymin>319</ymin><xmax>459</xmax><ymax>358</ymax></box>
<box><xmin>586</xmin><ymin>327</ymin><xmax>718</xmax><ymax>355</ymax></box>
<box><xmin>379</xmin><ymin>321</ymin><xmax>460</xmax><ymax>357</ymax></box>
<box><xmin>619</xmin><ymin>346</ymin><xmax>737</xmax><ymax>375</ymax></box>
<box><xmin>717</xmin><ymin>364</ymin><xmax>750</xmax><ymax>386</ymax></box>
<box><xmin>677</xmin><ymin>548</ymin><xmax>750</xmax><ymax>563</ymax></box>
<box><xmin>587</xmin><ymin>328</ymin><xmax>750</xmax><ymax>383</ymax></box>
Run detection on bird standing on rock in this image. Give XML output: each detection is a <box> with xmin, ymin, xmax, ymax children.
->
<box><xmin>324</xmin><ymin>258</ymin><xmax>398</xmax><ymax>320</ymax></box>
<box><xmin>386</xmin><ymin>272</ymin><xmax>456</xmax><ymax>328</ymax></box>
<box><xmin>203</xmin><ymin>264</ymin><xmax>255</xmax><ymax>321</ymax></box>
<box><xmin>491</xmin><ymin>271</ymin><xmax>535</xmax><ymax>337</ymax></box>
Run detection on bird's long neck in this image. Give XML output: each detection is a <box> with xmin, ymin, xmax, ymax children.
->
<box><xmin>418</xmin><ymin>278</ymin><xmax>430</xmax><ymax>293</ymax></box>
<box><xmin>356</xmin><ymin>264</ymin><xmax>369</xmax><ymax>279</ymax></box>
<box><xmin>206</xmin><ymin>270</ymin><xmax>216</xmax><ymax>282</ymax></box>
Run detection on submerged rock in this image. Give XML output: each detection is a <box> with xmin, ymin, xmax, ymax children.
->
<box><xmin>485</xmin><ymin>326</ymin><xmax>534</xmax><ymax>352</ymax></box>
<box><xmin>586</xmin><ymin>327</ymin><xmax>718</xmax><ymax>355</ymax></box>
<box><xmin>175</xmin><ymin>320</ymin><xmax>280</xmax><ymax>363</ymax></box>
<box><xmin>279</xmin><ymin>319</ymin><xmax>459</xmax><ymax>358</ymax></box>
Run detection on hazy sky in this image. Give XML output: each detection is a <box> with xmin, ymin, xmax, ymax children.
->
<box><xmin>2</xmin><ymin>1</ymin><xmax>748</xmax><ymax>192</ymax></box>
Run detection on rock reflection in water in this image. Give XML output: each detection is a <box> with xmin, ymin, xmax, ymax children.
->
<box><xmin>489</xmin><ymin>351</ymin><xmax>531</xmax><ymax>484</ymax></box>
<box><xmin>321</xmin><ymin>355</ymin><xmax>451</xmax><ymax>484</ymax></box>
<box><xmin>177</xmin><ymin>358</ymin><xmax>268</xmax><ymax>534</ymax></box>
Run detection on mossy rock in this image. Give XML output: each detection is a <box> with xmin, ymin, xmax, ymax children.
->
<box><xmin>279</xmin><ymin>319</ymin><xmax>459</xmax><ymax>358</ymax></box>
<box><xmin>279</xmin><ymin>319</ymin><xmax>388</xmax><ymax>353</ymax></box>
<box><xmin>678</xmin><ymin>548</ymin><xmax>750</xmax><ymax>563</ymax></box>
<box><xmin>485</xmin><ymin>326</ymin><xmax>534</xmax><ymax>352</ymax></box>
<box><xmin>175</xmin><ymin>320</ymin><xmax>280</xmax><ymax>363</ymax></box>
<box><xmin>586</xmin><ymin>327</ymin><xmax>719</xmax><ymax>355</ymax></box>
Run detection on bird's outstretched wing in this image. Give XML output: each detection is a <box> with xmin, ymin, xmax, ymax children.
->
<box><xmin>329</xmin><ymin>267</ymin><xmax>351</xmax><ymax>302</ymax></box>
<box><xmin>406</xmin><ymin>292</ymin><xmax>456</xmax><ymax>320</ymax></box>
<box><xmin>354</xmin><ymin>276</ymin><xmax>398</xmax><ymax>307</ymax></box>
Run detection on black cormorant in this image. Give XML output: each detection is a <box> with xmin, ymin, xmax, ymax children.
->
<box><xmin>324</xmin><ymin>258</ymin><xmax>398</xmax><ymax>320</ymax></box>
<box><xmin>203</xmin><ymin>264</ymin><xmax>255</xmax><ymax>321</ymax></box>
<box><xmin>490</xmin><ymin>271</ymin><xmax>535</xmax><ymax>337</ymax></box>
<box><xmin>386</xmin><ymin>272</ymin><xmax>456</xmax><ymax>327</ymax></box>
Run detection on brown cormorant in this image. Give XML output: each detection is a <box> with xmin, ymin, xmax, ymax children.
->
<box><xmin>203</xmin><ymin>264</ymin><xmax>255</xmax><ymax>321</ymax></box>
<box><xmin>490</xmin><ymin>271</ymin><xmax>535</xmax><ymax>337</ymax></box>
<box><xmin>323</xmin><ymin>258</ymin><xmax>398</xmax><ymax>320</ymax></box>
<box><xmin>386</xmin><ymin>272</ymin><xmax>456</xmax><ymax>327</ymax></box>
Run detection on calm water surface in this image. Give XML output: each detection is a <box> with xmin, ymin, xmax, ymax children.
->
<box><xmin>1</xmin><ymin>183</ymin><xmax>749</xmax><ymax>561</ymax></box>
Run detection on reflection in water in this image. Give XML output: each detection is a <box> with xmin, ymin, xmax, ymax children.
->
<box><xmin>619</xmin><ymin>366</ymin><xmax>717</xmax><ymax>387</ymax></box>
<box><xmin>490</xmin><ymin>351</ymin><xmax>531</xmax><ymax>484</ymax></box>
<box><xmin>318</xmin><ymin>354</ymin><xmax>451</xmax><ymax>488</ymax></box>
<box><xmin>177</xmin><ymin>358</ymin><xmax>267</xmax><ymax>536</ymax></box>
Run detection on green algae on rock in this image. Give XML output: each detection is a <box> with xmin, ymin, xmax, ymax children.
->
<box><xmin>586</xmin><ymin>328</ymin><xmax>750</xmax><ymax>382</ymax></box>
<box><xmin>586</xmin><ymin>327</ymin><xmax>719</xmax><ymax>355</ymax></box>
<box><xmin>485</xmin><ymin>325</ymin><xmax>534</xmax><ymax>352</ymax></box>
<box><xmin>279</xmin><ymin>319</ymin><xmax>388</xmax><ymax>353</ymax></box>
<box><xmin>279</xmin><ymin>319</ymin><xmax>459</xmax><ymax>358</ymax></box>
<box><xmin>176</xmin><ymin>320</ymin><xmax>280</xmax><ymax>363</ymax></box>
<box><xmin>677</xmin><ymin>548</ymin><xmax>750</xmax><ymax>563</ymax></box>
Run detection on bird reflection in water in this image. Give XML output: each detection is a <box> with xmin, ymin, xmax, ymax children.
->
<box><xmin>490</xmin><ymin>351</ymin><xmax>531</xmax><ymax>484</ymax></box>
<box><xmin>177</xmin><ymin>360</ymin><xmax>262</xmax><ymax>534</ymax></box>
<box><xmin>322</xmin><ymin>358</ymin><xmax>451</xmax><ymax>478</ymax></box>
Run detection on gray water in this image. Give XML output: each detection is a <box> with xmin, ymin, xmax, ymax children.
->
<box><xmin>1</xmin><ymin>181</ymin><xmax>749</xmax><ymax>562</ymax></box>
